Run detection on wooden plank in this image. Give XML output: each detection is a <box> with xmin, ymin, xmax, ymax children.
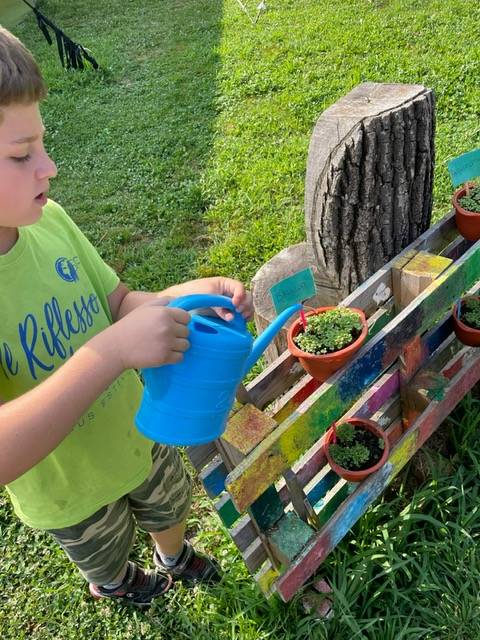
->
<box><xmin>215</xmin><ymin>492</ymin><xmax>240</xmax><ymax>528</ymax></box>
<box><xmin>439</xmin><ymin>235</ymin><xmax>470</xmax><ymax>260</ymax></box>
<box><xmin>255</xmin><ymin>562</ymin><xmax>279</xmax><ymax>597</ymax></box>
<box><xmin>230</xmin><ymin>513</ymin><xmax>258</xmax><ymax>551</ymax></box>
<box><xmin>226</xmin><ymin>243</ymin><xmax>480</xmax><ymax>512</ymax></box>
<box><xmin>242</xmin><ymin>537</ymin><xmax>268</xmax><ymax>572</ymax></box>
<box><xmin>274</xmin><ymin>345</ymin><xmax>480</xmax><ymax>602</ymax></box>
<box><xmin>385</xmin><ymin>418</ymin><xmax>404</xmax><ymax>446</ymax></box>
<box><xmin>220</xmin><ymin>404</ymin><xmax>278</xmax><ymax>466</ymax></box>
<box><xmin>186</xmin><ymin>442</ymin><xmax>217</xmax><ymax>472</ymax></box>
<box><xmin>249</xmin><ymin>485</ymin><xmax>285</xmax><ymax>530</ymax></box>
<box><xmin>267</xmin><ymin>512</ymin><xmax>316</xmax><ymax>566</ymax></box>
<box><xmin>395</xmin><ymin>251</ymin><xmax>452</xmax><ymax>310</ymax></box>
<box><xmin>391</xmin><ymin>249</ymin><xmax>418</xmax><ymax>313</ymax></box>
<box><xmin>246</xmin><ymin>350</ymin><xmax>305</xmax><ymax>410</ymax></box>
<box><xmin>314</xmin><ymin>483</ymin><xmax>350</xmax><ymax>526</ymax></box>
<box><xmin>304</xmin><ymin>468</ymin><xmax>339</xmax><ymax>507</ymax></box>
<box><xmin>199</xmin><ymin>456</ymin><xmax>227</xmax><ymax>499</ymax></box>
<box><xmin>282</xmin><ymin>468</ymin><xmax>320</xmax><ymax>527</ymax></box>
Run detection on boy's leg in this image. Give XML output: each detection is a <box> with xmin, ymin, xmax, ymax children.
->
<box><xmin>128</xmin><ymin>444</ymin><xmax>221</xmax><ymax>585</ymax></box>
<box><xmin>48</xmin><ymin>498</ymin><xmax>136</xmax><ymax>586</ymax></box>
<box><xmin>47</xmin><ymin>496</ymin><xmax>172</xmax><ymax>607</ymax></box>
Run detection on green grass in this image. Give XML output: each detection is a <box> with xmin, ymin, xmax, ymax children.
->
<box><xmin>2</xmin><ymin>0</ymin><xmax>480</xmax><ymax>637</ymax></box>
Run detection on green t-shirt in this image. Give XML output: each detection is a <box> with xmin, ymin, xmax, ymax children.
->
<box><xmin>0</xmin><ymin>200</ymin><xmax>153</xmax><ymax>529</ymax></box>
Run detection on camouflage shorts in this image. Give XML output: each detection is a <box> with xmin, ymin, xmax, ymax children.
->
<box><xmin>47</xmin><ymin>444</ymin><xmax>192</xmax><ymax>585</ymax></box>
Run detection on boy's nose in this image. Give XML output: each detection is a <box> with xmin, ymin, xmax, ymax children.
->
<box><xmin>36</xmin><ymin>153</ymin><xmax>58</xmax><ymax>180</ymax></box>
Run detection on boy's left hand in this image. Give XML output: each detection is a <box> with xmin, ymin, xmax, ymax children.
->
<box><xmin>208</xmin><ymin>276</ymin><xmax>253</xmax><ymax>321</ymax></box>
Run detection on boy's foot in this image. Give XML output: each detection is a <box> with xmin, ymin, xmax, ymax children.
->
<box><xmin>153</xmin><ymin>540</ymin><xmax>222</xmax><ymax>586</ymax></box>
<box><xmin>89</xmin><ymin>561</ymin><xmax>173</xmax><ymax>607</ymax></box>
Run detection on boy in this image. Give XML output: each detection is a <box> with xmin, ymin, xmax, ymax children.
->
<box><xmin>0</xmin><ymin>27</ymin><xmax>252</xmax><ymax>607</ymax></box>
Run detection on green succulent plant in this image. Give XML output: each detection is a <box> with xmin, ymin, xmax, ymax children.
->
<box><xmin>293</xmin><ymin>307</ymin><xmax>362</xmax><ymax>355</ymax></box>
<box><xmin>328</xmin><ymin>422</ymin><xmax>384</xmax><ymax>471</ymax></box>
<box><xmin>462</xmin><ymin>297</ymin><xmax>480</xmax><ymax>329</ymax></box>
<box><xmin>459</xmin><ymin>183</ymin><xmax>480</xmax><ymax>213</ymax></box>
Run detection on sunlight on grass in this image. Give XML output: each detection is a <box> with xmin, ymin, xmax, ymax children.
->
<box><xmin>2</xmin><ymin>0</ymin><xmax>480</xmax><ymax>637</ymax></box>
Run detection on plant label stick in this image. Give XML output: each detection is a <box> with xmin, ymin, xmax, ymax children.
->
<box><xmin>447</xmin><ymin>148</ymin><xmax>480</xmax><ymax>187</ymax></box>
<box><xmin>269</xmin><ymin>268</ymin><xmax>316</xmax><ymax>316</ymax></box>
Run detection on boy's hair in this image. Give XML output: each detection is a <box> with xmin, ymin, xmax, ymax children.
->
<box><xmin>0</xmin><ymin>26</ymin><xmax>46</xmax><ymax>118</ymax></box>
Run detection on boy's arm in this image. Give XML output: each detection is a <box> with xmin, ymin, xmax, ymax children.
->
<box><xmin>0</xmin><ymin>331</ymin><xmax>123</xmax><ymax>485</ymax></box>
<box><xmin>0</xmin><ymin>300</ymin><xmax>190</xmax><ymax>485</ymax></box>
<box><xmin>109</xmin><ymin>277</ymin><xmax>252</xmax><ymax>322</ymax></box>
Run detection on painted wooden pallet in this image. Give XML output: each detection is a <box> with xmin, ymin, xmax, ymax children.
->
<box><xmin>187</xmin><ymin>210</ymin><xmax>480</xmax><ymax>603</ymax></box>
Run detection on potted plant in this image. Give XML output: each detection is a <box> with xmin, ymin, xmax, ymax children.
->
<box><xmin>453</xmin><ymin>181</ymin><xmax>480</xmax><ymax>241</ymax></box>
<box><xmin>324</xmin><ymin>417</ymin><xmax>390</xmax><ymax>482</ymax></box>
<box><xmin>452</xmin><ymin>295</ymin><xmax>480</xmax><ymax>347</ymax></box>
<box><xmin>287</xmin><ymin>306</ymin><xmax>368</xmax><ymax>381</ymax></box>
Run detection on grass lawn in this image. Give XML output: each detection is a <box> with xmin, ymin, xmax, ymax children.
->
<box><xmin>1</xmin><ymin>0</ymin><xmax>480</xmax><ymax>637</ymax></box>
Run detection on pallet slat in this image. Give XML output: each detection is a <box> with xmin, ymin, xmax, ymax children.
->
<box><xmin>226</xmin><ymin>242</ymin><xmax>480</xmax><ymax>512</ymax></box>
<box><xmin>274</xmin><ymin>345</ymin><xmax>480</xmax><ymax>601</ymax></box>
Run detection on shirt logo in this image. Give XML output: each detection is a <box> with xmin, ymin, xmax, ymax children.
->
<box><xmin>55</xmin><ymin>257</ymin><xmax>80</xmax><ymax>283</ymax></box>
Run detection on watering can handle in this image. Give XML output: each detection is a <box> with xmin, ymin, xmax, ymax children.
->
<box><xmin>167</xmin><ymin>294</ymin><xmax>246</xmax><ymax>329</ymax></box>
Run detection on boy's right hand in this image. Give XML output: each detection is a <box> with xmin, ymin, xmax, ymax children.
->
<box><xmin>102</xmin><ymin>299</ymin><xmax>191</xmax><ymax>371</ymax></box>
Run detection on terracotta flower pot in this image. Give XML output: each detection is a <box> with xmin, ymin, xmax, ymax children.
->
<box><xmin>287</xmin><ymin>306</ymin><xmax>368</xmax><ymax>382</ymax></box>
<box><xmin>453</xmin><ymin>185</ymin><xmax>480</xmax><ymax>241</ymax></box>
<box><xmin>324</xmin><ymin>417</ymin><xmax>390</xmax><ymax>483</ymax></box>
<box><xmin>452</xmin><ymin>296</ymin><xmax>480</xmax><ymax>347</ymax></box>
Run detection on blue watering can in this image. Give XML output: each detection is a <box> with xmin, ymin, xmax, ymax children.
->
<box><xmin>135</xmin><ymin>294</ymin><xmax>302</xmax><ymax>446</ymax></box>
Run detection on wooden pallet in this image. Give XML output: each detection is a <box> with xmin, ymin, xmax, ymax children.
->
<box><xmin>187</xmin><ymin>211</ymin><xmax>480</xmax><ymax>603</ymax></box>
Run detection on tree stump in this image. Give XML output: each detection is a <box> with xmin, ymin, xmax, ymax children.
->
<box><xmin>252</xmin><ymin>83</ymin><xmax>436</xmax><ymax>364</ymax></box>
<box><xmin>305</xmin><ymin>82</ymin><xmax>435</xmax><ymax>300</ymax></box>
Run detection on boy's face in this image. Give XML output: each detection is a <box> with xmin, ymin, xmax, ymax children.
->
<box><xmin>0</xmin><ymin>102</ymin><xmax>57</xmax><ymax>228</ymax></box>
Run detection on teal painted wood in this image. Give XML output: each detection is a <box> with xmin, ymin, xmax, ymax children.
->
<box><xmin>215</xmin><ymin>493</ymin><xmax>240</xmax><ymax>527</ymax></box>
<box><xmin>267</xmin><ymin>512</ymin><xmax>316</xmax><ymax>565</ymax></box>
<box><xmin>249</xmin><ymin>485</ymin><xmax>285</xmax><ymax>531</ymax></box>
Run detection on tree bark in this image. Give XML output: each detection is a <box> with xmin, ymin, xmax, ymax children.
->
<box><xmin>305</xmin><ymin>82</ymin><xmax>435</xmax><ymax>300</ymax></box>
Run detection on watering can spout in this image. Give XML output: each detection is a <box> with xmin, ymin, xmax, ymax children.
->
<box><xmin>244</xmin><ymin>303</ymin><xmax>303</xmax><ymax>373</ymax></box>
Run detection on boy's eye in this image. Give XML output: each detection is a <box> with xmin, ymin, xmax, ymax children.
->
<box><xmin>11</xmin><ymin>154</ymin><xmax>31</xmax><ymax>163</ymax></box>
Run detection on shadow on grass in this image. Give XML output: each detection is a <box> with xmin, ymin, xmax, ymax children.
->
<box><xmin>13</xmin><ymin>0</ymin><xmax>224</xmax><ymax>289</ymax></box>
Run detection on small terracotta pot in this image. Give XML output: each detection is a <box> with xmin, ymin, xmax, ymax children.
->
<box><xmin>453</xmin><ymin>185</ymin><xmax>480</xmax><ymax>241</ymax></box>
<box><xmin>287</xmin><ymin>306</ymin><xmax>368</xmax><ymax>382</ymax></box>
<box><xmin>452</xmin><ymin>296</ymin><xmax>480</xmax><ymax>347</ymax></box>
<box><xmin>324</xmin><ymin>417</ymin><xmax>390</xmax><ymax>483</ymax></box>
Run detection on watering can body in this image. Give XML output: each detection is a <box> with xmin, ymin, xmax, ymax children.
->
<box><xmin>135</xmin><ymin>294</ymin><xmax>301</xmax><ymax>446</ymax></box>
